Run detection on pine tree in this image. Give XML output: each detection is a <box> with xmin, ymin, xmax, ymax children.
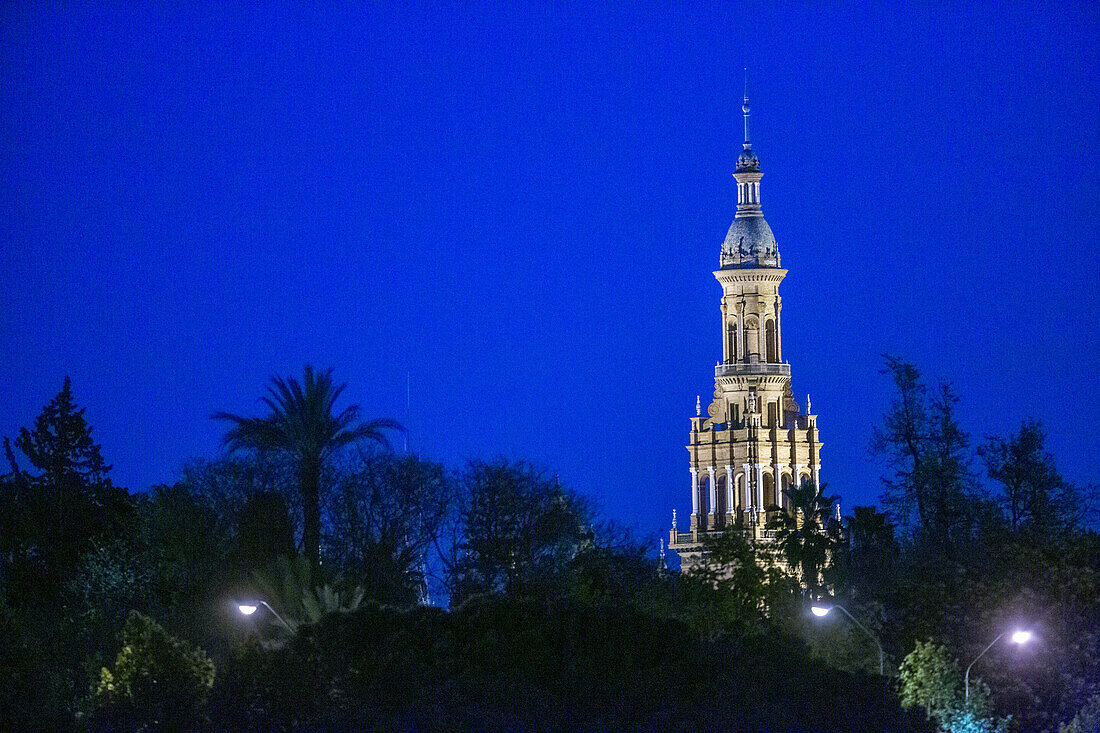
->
<box><xmin>2</xmin><ymin>377</ymin><xmax>130</xmax><ymax>599</ymax></box>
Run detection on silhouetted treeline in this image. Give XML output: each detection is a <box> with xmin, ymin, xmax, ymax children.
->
<box><xmin>1</xmin><ymin>363</ymin><xmax>1097</xmax><ymax>731</ymax></box>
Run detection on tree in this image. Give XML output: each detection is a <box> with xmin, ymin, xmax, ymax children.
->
<box><xmin>1061</xmin><ymin>694</ymin><xmax>1100</xmax><ymax>733</ymax></box>
<box><xmin>236</xmin><ymin>490</ymin><xmax>296</xmax><ymax>569</ymax></box>
<box><xmin>842</xmin><ymin>505</ymin><xmax>897</xmax><ymax>593</ymax></box>
<box><xmin>897</xmin><ymin>639</ymin><xmax>1011</xmax><ymax>732</ymax></box>
<box><xmin>767</xmin><ymin>480</ymin><xmax>842</xmax><ymax>596</ymax></box>
<box><xmin>898</xmin><ymin>639</ymin><xmax>962</xmax><ymax>721</ymax></box>
<box><xmin>872</xmin><ymin>357</ymin><xmax>979</xmax><ymax>554</ymax></box>
<box><xmin>446</xmin><ymin>459</ymin><xmax>590</xmax><ymax>604</ymax></box>
<box><xmin>326</xmin><ymin>451</ymin><xmax>451</xmax><ymax>606</ymax></box>
<box><xmin>1</xmin><ymin>377</ymin><xmax>131</xmax><ymax>600</ymax></box>
<box><xmin>214</xmin><ymin>365</ymin><xmax>400</xmax><ymax>577</ymax></box>
<box><xmin>94</xmin><ymin>611</ymin><xmax>215</xmax><ymax>732</ymax></box>
<box><xmin>684</xmin><ymin>529</ymin><xmax>770</xmax><ymax>638</ymax></box>
<box><xmin>979</xmin><ymin>419</ymin><xmax>1086</xmax><ymax>535</ymax></box>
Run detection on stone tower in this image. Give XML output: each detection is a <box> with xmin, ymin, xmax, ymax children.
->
<box><xmin>670</xmin><ymin>93</ymin><xmax>822</xmax><ymax>572</ymax></box>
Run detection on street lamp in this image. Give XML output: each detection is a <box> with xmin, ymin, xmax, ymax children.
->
<box><xmin>810</xmin><ymin>601</ymin><xmax>884</xmax><ymax>676</ymax></box>
<box><xmin>237</xmin><ymin>600</ymin><xmax>294</xmax><ymax>633</ymax></box>
<box><xmin>965</xmin><ymin>629</ymin><xmax>1032</xmax><ymax>700</ymax></box>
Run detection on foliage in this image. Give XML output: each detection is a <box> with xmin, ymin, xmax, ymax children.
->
<box><xmin>941</xmin><ymin>708</ymin><xmax>1011</xmax><ymax>733</ymax></box>
<box><xmin>1</xmin><ymin>377</ymin><xmax>132</xmax><ymax>601</ymax></box>
<box><xmin>214</xmin><ymin>364</ymin><xmax>401</xmax><ymax>577</ymax></box>
<box><xmin>0</xmin><ymin>595</ymin><xmax>77</xmax><ymax>729</ymax></box>
<box><xmin>681</xmin><ymin>529</ymin><xmax>770</xmax><ymax>637</ymax></box>
<box><xmin>898</xmin><ymin>639</ymin><xmax>963</xmax><ymax>721</ymax></box>
<box><xmin>872</xmin><ymin>357</ymin><xmax>981</xmax><ymax>555</ymax></box>
<box><xmin>897</xmin><ymin>640</ymin><xmax>1014</xmax><ymax>733</ymax></box>
<box><xmin>0</xmin><ymin>379</ymin><xmax>139</xmax><ymax>726</ymax></box>
<box><xmin>248</xmin><ymin>555</ymin><xmax>365</xmax><ymax>635</ymax></box>
<box><xmin>94</xmin><ymin>611</ymin><xmax>215</xmax><ymax>732</ymax></box>
<box><xmin>2</xmin><ymin>363</ymin><xmax>1096</xmax><ymax>730</ymax></box>
<box><xmin>767</xmin><ymin>479</ymin><xmax>842</xmax><ymax>595</ymax></box>
<box><xmin>325</xmin><ymin>450</ymin><xmax>450</xmax><ymax>605</ymax></box>
<box><xmin>206</xmin><ymin>595</ymin><xmax>928</xmax><ymax>731</ymax></box>
<box><xmin>445</xmin><ymin>459</ymin><xmax>591</xmax><ymax>604</ymax></box>
<box><xmin>236</xmin><ymin>490</ymin><xmax>296</xmax><ymax>568</ymax></box>
<box><xmin>835</xmin><ymin>504</ymin><xmax>897</xmax><ymax>596</ymax></box>
<box><xmin>979</xmin><ymin>419</ymin><xmax>1092</xmax><ymax>535</ymax></box>
<box><xmin>1061</xmin><ymin>694</ymin><xmax>1100</xmax><ymax>733</ymax></box>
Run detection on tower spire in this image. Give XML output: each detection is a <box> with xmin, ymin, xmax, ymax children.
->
<box><xmin>743</xmin><ymin>68</ymin><xmax>751</xmax><ymax>147</ymax></box>
<box><xmin>734</xmin><ymin>70</ymin><xmax>760</xmax><ymax>180</ymax></box>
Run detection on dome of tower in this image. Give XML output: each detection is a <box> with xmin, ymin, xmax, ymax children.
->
<box><xmin>736</xmin><ymin>146</ymin><xmax>760</xmax><ymax>173</ymax></box>
<box><xmin>720</xmin><ymin>216</ymin><xmax>779</xmax><ymax>268</ymax></box>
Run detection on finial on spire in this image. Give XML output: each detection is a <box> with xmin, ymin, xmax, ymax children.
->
<box><xmin>695</xmin><ymin>395</ymin><xmax>701</xmax><ymax>417</ymax></box>
<box><xmin>672</xmin><ymin>508</ymin><xmax>677</xmax><ymax>529</ymax></box>
<box><xmin>742</xmin><ymin>67</ymin><xmax>751</xmax><ymax>147</ymax></box>
<box><xmin>734</xmin><ymin>70</ymin><xmax>760</xmax><ymax>175</ymax></box>
<box><xmin>806</xmin><ymin>394</ymin><xmax>812</xmax><ymax>414</ymax></box>
<box><xmin>659</xmin><ymin>538</ymin><xmax>666</xmax><ymax>560</ymax></box>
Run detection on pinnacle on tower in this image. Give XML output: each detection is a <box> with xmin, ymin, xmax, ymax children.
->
<box><xmin>736</xmin><ymin>90</ymin><xmax>760</xmax><ymax>174</ymax></box>
<box><xmin>721</xmin><ymin>83</ymin><xmax>778</xmax><ymax>268</ymax></box>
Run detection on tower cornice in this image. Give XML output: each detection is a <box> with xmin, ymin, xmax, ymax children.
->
<box><xmin>715</xmin><ymin>268</ymin><xmax>787</xmax><ymax>284</ymax></box>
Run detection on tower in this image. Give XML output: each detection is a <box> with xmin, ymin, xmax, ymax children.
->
<box><xmin>670</xmin><ymin>93</ymin><xmax>822</xmax><ymax>572</ymax></box>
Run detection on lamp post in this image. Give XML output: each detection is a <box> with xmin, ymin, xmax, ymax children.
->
<box><xmin>810</xmin><ymin>602</ymin><xmax>884</xmax><ymax>676</ymax></box>
<box><xmin>237</xmin><ymin>600</ymin><xmax>294</xmax><ymax>633</ymax></box>
<box><xmin>965</xmin><ymin>629</ymin><xmax>1032</xmax><ymax>700</ymax></box>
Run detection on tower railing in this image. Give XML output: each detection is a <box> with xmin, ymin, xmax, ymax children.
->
<box><xmin>668</xmin><ymin>526</ymin><xmax>780</xmax><ymax>548</ymax></box>
<box><xmin>715</xmin><ymin>362</ymin><xmax>790</xmax><ymax>377</ymax></box>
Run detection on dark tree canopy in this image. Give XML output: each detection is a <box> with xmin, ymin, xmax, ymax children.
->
<box><xmin>979</xmin><ymin>418</ymin><xmax>1087</xmax><ymax>535</ymax></box>
<box><xmin>446</xmin><ymin>459</ymin><xmax>592</xmax><ymax>604</ymax></box>
<box><xmin>872</xmin><ymin>357</ymin><xmax>981</xmax><ymax>555</ymax></box>
<box><xmin>2</xmin><ymin>377</ymin><xmax>130</xmax><ymax>599</ymax></box>
<box><xmin>326</xmin><ymin>451</ymin><xmax>451</xmax><ymax>606</ymax></box>
<box><xmin>767</xmin><ymin>480</ymin><xmax>842</xmax><ymax>596</ymax></box>
<box><xmin>214</xmin><ymin>365</ymin><xmax>401</xmax><ymax>578</ymax></box>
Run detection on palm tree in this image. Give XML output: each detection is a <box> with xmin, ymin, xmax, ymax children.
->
<box><xmin>214</xmin><ymin>365</ymin><xmax>400</xmax><ymax>577</ymax></box>
<box><xmin>766</xmin><ymin>480</ymin><xmax>842</xmax><ymax>595</ymax></box>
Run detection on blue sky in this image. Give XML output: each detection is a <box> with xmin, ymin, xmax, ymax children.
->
<box><xmin>2</xmin><ymin>3</ymin><xmax>1097</xmax><ymax>539</ymax></box>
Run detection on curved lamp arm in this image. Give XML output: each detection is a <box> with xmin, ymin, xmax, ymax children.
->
<box><xmin>258</xmin><ymin>600</ymin><xmax>294</xmax><ymax>633</ymax></box>
<box><xmin>965</xmin><ymin>632</ymin><xmax>1005</xmax><ymax>700</ymax></box>
<box><xmin>833</xmin><ymin>604</ymin><xmax>884</xmax><ymax>677</ymax></box>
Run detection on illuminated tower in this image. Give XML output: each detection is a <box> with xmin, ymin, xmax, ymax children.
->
<box><xmin>670</xmin><ymin>93</ymin><xmax>822</xmax><ymax>572</ymax></box>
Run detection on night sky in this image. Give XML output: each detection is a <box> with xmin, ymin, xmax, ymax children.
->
<box><xmin>2</xmin><ymin>3</ymin><xmax>1097</xmax><ymax>540</ymax></box>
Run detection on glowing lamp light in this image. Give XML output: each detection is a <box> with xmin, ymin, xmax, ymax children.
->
<box><xmin>966</xmin><ymin>627</ymin><xmax>1036</xmax><ymax>699</ymax></box>
<box><xmin>810</xmin><ymin>605</ymin><xmax>831</xmax><ymax>617</ymax></box>
<box><xmin>238</xmin><ymin>604</ymin><xmax>258</xmax><ymax>616</ymax></box>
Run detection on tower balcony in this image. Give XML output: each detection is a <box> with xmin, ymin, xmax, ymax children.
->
<box><xmin>715</xmin><ymin>362</ymin><xmax>790</xmax><ymax>378</ymax></box>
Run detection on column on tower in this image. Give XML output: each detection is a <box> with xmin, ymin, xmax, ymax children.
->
<box><xmin>775</xmin><ymin>298</ymin><xmax>782</xmax><ymax>362</ymax></box>
<box><xmin>755</xmin><ymin>463</ymin><xmax>765</xmax><ymax>512</ymax></box>
<box><xmin>742</xmin><ymin>463</ymin><xmax>751</xmax><ymax>514</ymax></box>
<box><xmin>707</xmin><ymin>466</ymin><xmax>717</xmax><ymax>528</ymax></box>
<box><xmin>774</xmin><ymin>464</ymin><xmax>783</xmax><ymax>510</ymax></box>
<box><xmin>725</xmin><ymin>465</ymin><xmax>735</xmax><ymax>517</ymax></box>
<box><xmin>736</xmin><ymin>307</ymin><xmax>744</xmax><ymax>364</ymax></box>
<box><xmin>690</xmin><ymin>468</ymin><xmax>699</xmax><ymax>527</ymax></box>
<box><xmin>746</xmin><ymin>318</ymin><xmax>759</xmax><ymax>362</ymax></box>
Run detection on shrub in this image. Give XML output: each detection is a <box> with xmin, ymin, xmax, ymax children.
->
<box><xmin>93</xmin><ymin>611</ymin><xmax>214</xmax><ymax>732</ymax></box>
